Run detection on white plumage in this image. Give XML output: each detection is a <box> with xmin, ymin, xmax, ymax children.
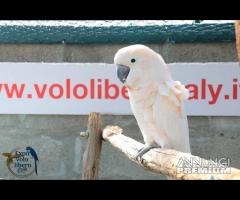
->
<box><xmin>114</xmin><ymin>44</ymin><xmax>191</xmax><ymax>155</ymax></box>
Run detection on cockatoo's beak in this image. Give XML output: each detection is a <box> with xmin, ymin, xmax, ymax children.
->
<box><xmin>117</xmin><ymin>64</ymin><xmax>130</xmax><ymax>84</ymax></box>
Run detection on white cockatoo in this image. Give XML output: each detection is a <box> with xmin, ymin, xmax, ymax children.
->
<box><xmin>114</xmin><ymin>44</ymin><xmax>191</xmax><ymax>161</ymax></box>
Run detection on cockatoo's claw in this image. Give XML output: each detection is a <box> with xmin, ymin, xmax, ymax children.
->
<box><xmin>135</xmin><ymin>144</ymin><xmax>161</xmax><ymax>163</ymax></box>
<box><xmin>135</xmin><ymin>147</ymin><xmax>145</xmax><ymax>163</ymax></box>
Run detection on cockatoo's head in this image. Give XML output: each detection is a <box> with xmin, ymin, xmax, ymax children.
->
<box><xmin>114</xmin><ymin>44</ymin><xmax>170</xmax><ymax>89</ymax></box>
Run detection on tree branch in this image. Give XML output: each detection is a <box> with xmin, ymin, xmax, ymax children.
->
<box><xmin>102</xmin><ymin>125</ymin><xmax>240</xmax><ymax>180</ymax></box>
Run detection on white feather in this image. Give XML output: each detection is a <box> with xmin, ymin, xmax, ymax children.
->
<box><xmin>114</xmin><ymin>44</ymin><xmax>191</xmax><ymax>154</ymax></box>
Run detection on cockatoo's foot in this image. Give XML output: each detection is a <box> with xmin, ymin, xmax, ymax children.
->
<box><xmin>135</xmin><ymin>144</ymin><xmax>161</xmax><ymax>163</ymax></box>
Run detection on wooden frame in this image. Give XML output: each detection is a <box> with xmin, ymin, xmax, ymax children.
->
<box><xmin>81</xmin><ymin>113</ymin><xmax>240</xmax><ymax>180</ymax></box>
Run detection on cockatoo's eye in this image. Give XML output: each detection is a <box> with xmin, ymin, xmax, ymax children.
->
<box><xmin>131</xmin><ymin>58</ymin><xmax>136</xmax><ymax>63</ymax></box>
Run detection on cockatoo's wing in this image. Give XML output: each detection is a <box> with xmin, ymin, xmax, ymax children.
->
<box><xmin>153</xmin><ymin>80</ymin><xmax>191</xmax><ymax>153</ymax></box>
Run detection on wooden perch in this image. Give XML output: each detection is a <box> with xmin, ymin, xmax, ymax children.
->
<box><xmin>102</xmin><ymin>125</ymin><xmax>240</xmax><ymax>180</ymax></box>
<box><xmin>235</xmin><ymin>20</ymin><xmax>240</xmax><ymax>63</ymax></box>
<box><xmin>81</xmin><ymin>113</ymin><xmax>103</xmax><ymax>180</ymax></box>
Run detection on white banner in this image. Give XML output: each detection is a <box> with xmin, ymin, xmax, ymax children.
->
<box><xmin>0</xmin><ymin>62</ymin><xmax>239</xmax><ymax>116</ymax></box>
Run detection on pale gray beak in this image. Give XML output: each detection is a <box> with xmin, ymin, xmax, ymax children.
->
<box><xmin>117</xmin><ymin>64</ymin><xmax>130</xmax><ymax>84</ymax></box>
